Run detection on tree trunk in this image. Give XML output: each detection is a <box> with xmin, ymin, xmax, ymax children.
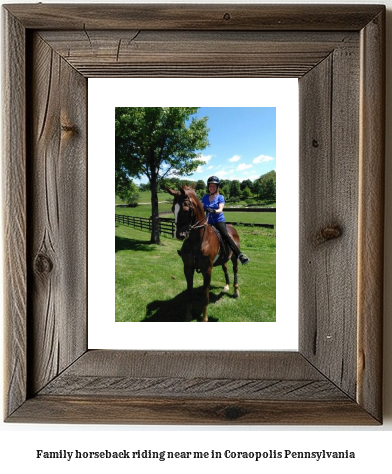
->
<box><xmin>150</xmin><ymin>177</ymin><xmax>160</xmax><ymax>244</ymax></box>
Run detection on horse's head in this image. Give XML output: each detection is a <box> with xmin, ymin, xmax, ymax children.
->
<box><xmin>166</xmin><ymin>186</ymin><xmax>198</xmax><ymax>240</ymax></box>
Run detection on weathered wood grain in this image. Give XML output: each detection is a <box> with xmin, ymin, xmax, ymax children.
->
<box><xmin>298</xmin><ymin>42</ymin><xmax>360</xmax><ymax>399</ymax></box>
<box><xmin>37</xmin><ymin>352</ymin><xmax>345</xmax><ymax>400</ymax></box>
<box><xmin>60</xmin><ymin>350</ymin><xmax>322</xmax><ymax>379</ymax></box>
<box><xmin>38</xmin><ymin>30</ymin><xmax>358</xmax><ymax>78</ymax></box>
<box><xmin>9</xmin><ymin>396</ymin><xmax>379</xmax><ymax>425</ymax></box>
<box><xmin>4</xmin><ymin>4</ymin><xmax>384</xmax><ymax>31</ymax></box>
<box><xmin>39</xmin><ymin>376</ymin><xmax>347</xmax><ymax>400</ymax></box>
<box><xmin>7</xmin><ymin>351</ymin><xmax>378</xmax><ymax>424</ymax></box>
<box><xmin>357</xmin><ymin>9</ymin><xmax>385</xmax><ymax>422</ymax></box>
<box><xmin>27</xmin><ymin>33</ymin><xmax>87</xmax><ymax>395</ymax></box>
<box><xmin>2</xmin><ymin>9</ymin><xmax>27</xmax><ymax>419</ymax></box>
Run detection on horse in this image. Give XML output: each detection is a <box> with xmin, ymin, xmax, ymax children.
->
<box><xmin>166</xmin><ymin>185</ymin><xmax>240</xmax><ymax>322</ymax></box>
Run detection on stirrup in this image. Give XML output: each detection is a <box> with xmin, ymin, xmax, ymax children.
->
<box><xmin>238</xmin><ymin>253</ymin><xmax>250</xmax><ymax>265</ymax></box>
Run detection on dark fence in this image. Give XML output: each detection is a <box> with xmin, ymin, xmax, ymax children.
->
<box><xmin>115</xmin><ymin>214</ymin><xmax>176</xmax><ymax>237</ymax></box>
<box><xmin>225</xmin><ymin>207</ymin><xmax>276</xmax><ymax>212</ymax></box>
<box><xmin>116</xmin><ymin>214</ymin><xmax>274</xmax><ymax>235</ymax></box>
<box><xmin>226</xmin><ymin>221</ymin><xmax>274</xmax><ymax>229</ymax></box>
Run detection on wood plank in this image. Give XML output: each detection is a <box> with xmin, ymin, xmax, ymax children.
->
<box><xmin>2</xmin><ymin>9</ymin><xmax>27</xmax><ymax>419</ymax></box>
<box><xmin>4</xmin><ymin>4</ymin><xmax>384</xmax><ymax>31</ymax></box>
<box><xmin>33</xmin><ymin>351</ymin><xmax>351</xmax><ymax>404</ymax></box>
<box><xmin>48</xmin><ymin>350</ymin><xmax>326</xmax><ymax>379</ymax></box>
<box><xmin>27</xmin><ymin>33</ymin><xmax>88</xmax><ymax>395</ymax></box>
<box><xmin>38</xmin><ymin>30</ymin><xmax>358</xmax><ymax>78</ymax></box>
<box><xmin>39</xmin><ymin>30</ymin><xmax>357</xmax><ymax>58</ymax></box>
<box><xmin>8</xmin><ymin>396</ymin><xmax>379</xmax><ymax>425</ymax></box>
<box><xmin>298</xmin><ymin>42</ymin><xmax>360</xmax><ymax>399</ymax></box>
<box><xmin>357</xmin><ymin>9</ymin><xmax>385</xmax><ymax>423</ymax></box>
<box><xmin>39</xmin><ymin>376</ymin><xmax>347</xmax><ymax>400</ymax></box>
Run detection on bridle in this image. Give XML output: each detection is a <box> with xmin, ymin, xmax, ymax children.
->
<box><xmin>175</xmin><ymin>196</ymin><xmax>208</xmax><ymax>238</ymax></box>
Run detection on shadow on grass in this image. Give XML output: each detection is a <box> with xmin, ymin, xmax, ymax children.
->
<box><xmin>143</xmin><ymin>286</ymin><xmax>230</xmax><ymax>322</ymax></box>
<box><xmin>115</xmin><ymin>235</ymin><xmax>156</xmax><ymax>253</ymax></box>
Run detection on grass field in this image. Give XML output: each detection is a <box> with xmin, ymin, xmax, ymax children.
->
<box><xmin>115</xmin><ymin>223</ymin><xmax>276</xmax><ymax>322</ymax></box>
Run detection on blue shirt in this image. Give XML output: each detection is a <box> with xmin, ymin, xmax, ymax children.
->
<box><xmin>201</xmin><ymin>194</ymin><xmax>226</xmax><ymax>224</ymax></box>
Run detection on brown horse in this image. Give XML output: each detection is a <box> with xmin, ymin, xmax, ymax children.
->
<box><xmin>166</xmin><ymin>186</ymin><xmax>240</xmax><ymax>322</ymax></box>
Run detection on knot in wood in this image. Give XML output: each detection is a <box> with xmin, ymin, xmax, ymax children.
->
<box><xmin>223</xmin><ymin>405</ymin><xmax>244</xmax><ymax>420</ymax></box>
<box><xmin>61</xmin><ymin>124</ymin><xmax>77</xmax><ymax>134</ymax></box>
<box><xmin>315</xmin><ymin>225</ymin><xmax>342</xmax><ymax>245</ymax></box>
<box><xmin>312</xmin><ymin>139</ymin><xmax>319</xmax><ymax>148</ymax></box>
<box><xmin>223</xmin><ymin>13</ymin><xmax>231</xmax><ymax>21</ymax></box>
<box><xmin>34</xmin><ymin>252</ymin><xmax>53</xmax><ymax>274</ymax></box>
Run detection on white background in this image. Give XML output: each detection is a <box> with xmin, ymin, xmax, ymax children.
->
<box><xmin>1</xmin><ymin>1</ymin><xmax>391</xmax><ymax>473</ymax></box>
<box><xmin>88</xmin><ymin>77</ymin><xmax>299</xmax><ymax>350</ymax></box>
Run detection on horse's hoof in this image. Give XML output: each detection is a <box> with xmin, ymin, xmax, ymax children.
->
<box><xmin>222</xmin><ymin>284</ymin><xmax>230</xmax><ymax>293</ymax></box>
<box><xmin>234</xmin><ymin>290</ymin><xmax>240</xmax><ymax>298</ymax></box>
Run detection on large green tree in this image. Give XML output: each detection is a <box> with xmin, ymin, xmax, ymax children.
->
<box><xmin>255</xmin><ymin>170</ymin><xmax>276</xmax><ymax>202</ymax></box>
<box><xmin>115</xmin><ymin>107</ymin><xmax>209</xmax><ymax>243</ymax></box>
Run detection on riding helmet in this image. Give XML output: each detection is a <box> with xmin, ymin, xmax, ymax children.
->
<box><xmin>207</xmin><ymin>176</ymin><xmax>220</xmax><ymax>186</ymax></box>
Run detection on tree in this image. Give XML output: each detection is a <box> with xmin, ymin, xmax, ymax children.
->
<box><xmin>255</xmin><ymin>170</ymin><xmax>276</xmax><ymax>202</ymax></box>
<box><xmin>241</xmin><ymin>179</ymin><xmax>254</xmax><ymax>193</ymax></box>
<box><xmin>138</xmin><ymin>183</ymin><xmax>150</xmax><ymax>192</ymax></box>
<box><xmin>229</xmin><ymin>180</ymin><xmax>241</xmax><ymax>199</ymax></box>
<box><xmin>262</xmin><ymin>177</ymin><xmax>276</xmax><ymax>201</ymax></box>
<box><xmin>221</xmin><ymin>183</ymin><xmax>231</xmax><ymax>200</ymax></box>
<box><xmin>116</xmin><ymin>179</ymin><xmax>139</xmax><ymax>207</ymax></box>
<box><xmin>115</xmin><ymin>107</ymin><xmax>209</xmax><ymax>243</ymax></box>
<box><xmin>241</xmin><ymin>186</ymin><xmax>252</xmax><ymax>201</ymax></box>
<box><xmin>195</xmin><ymin>179</ymin><xmax>206</xmax><ymax>192</ymax></box>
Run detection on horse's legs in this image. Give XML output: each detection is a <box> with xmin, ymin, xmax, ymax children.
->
<box><xmin>202</xmin><ymin>268</ymin><xmax>212</xmax><ymax>322</ymax></box>
<box><xmin>231</xmin><ymin>254</ymin><xmax>240</xmax><ymax>298</ymax></box>
<box><xmin>184</xmin><ymin>265</ymin><xmax>194</xmax><ymax>321</ymax></box>
<box><xmin>222</xmin><ymin>262</ymin><xmax>230</xmax><ymax>292</ymax></box>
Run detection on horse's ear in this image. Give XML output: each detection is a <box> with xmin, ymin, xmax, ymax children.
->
<box><xmin>165</xmin><ymin>187</ymin><xmax>179</xmax><ymax>197</ymax></box>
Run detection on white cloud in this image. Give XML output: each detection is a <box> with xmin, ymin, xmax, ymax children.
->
<box><xmin>236</xmin><ymin>163</ymin><xmax>253</xmax><ymax>171</ymax></box>
<box><xmin>229</xmin><ymin>155</ymin><xmax>241</xmax><ymax>162</ymax></box>
<box><xmin>193</xmin><ymin>154</ymin><xmax>213</xmax><ymax>173</ymax></box>
<box><xmin>196</xmin><ymin>154</ymin><xmax>213</xmax><ymax>164</ymax></box>
<box><xmin>253</xmin><ymin>154</ymin><xmax>274</xmax><ymax>164</ymax></box>
<box><xmin>218</xmin><ymin>169</ymin><xmax>235</xmax><ymax>178</ymax></box>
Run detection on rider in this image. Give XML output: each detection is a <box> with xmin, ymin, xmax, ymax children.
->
<box><xmin>202</xmin><ymin>176</ymin><xmax>250</xmax><ymax>265</ymax></box>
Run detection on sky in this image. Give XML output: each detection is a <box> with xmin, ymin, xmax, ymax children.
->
<box><xmin>189</xmin><ymin>107</ymin><xmax>276</xmax><ymax>184</ymax></box>
<box><xmin>133</xmin><ymin>107</ymin><xmax>276</xmax><ymax>185</ymax></box>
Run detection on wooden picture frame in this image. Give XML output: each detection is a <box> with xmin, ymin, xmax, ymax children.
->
<box><xmin>3</xmin><ymin>4</ymin><xmax>385</xmax><ymax>424</ymax></box>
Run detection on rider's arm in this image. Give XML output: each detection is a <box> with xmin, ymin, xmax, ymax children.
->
<box><xmin>214</xmin><ymin>202</ymin><xmax>225</xmax><ymax>214</ymax></box>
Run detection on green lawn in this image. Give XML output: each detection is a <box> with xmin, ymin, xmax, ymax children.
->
<box><xmin>115</xmin><ymin>224</ymin><xmax>276</xmax><ymax>322</ymax></box>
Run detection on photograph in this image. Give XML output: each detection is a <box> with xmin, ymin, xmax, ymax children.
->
<box><xmin>115</xmin><ymin>107</ymin><xmax>276</xmax><ymax>322</ymax></box>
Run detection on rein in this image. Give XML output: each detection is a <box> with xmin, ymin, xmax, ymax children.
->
<box><xmin>189</xmin><ymin>213</ymin><xmax>208</xmax><ymax>273</ymax></box>
<box><xmin>190</xmin><ymin>215</ymin><xmax>208</xmax><ymax>231</ymax></box>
